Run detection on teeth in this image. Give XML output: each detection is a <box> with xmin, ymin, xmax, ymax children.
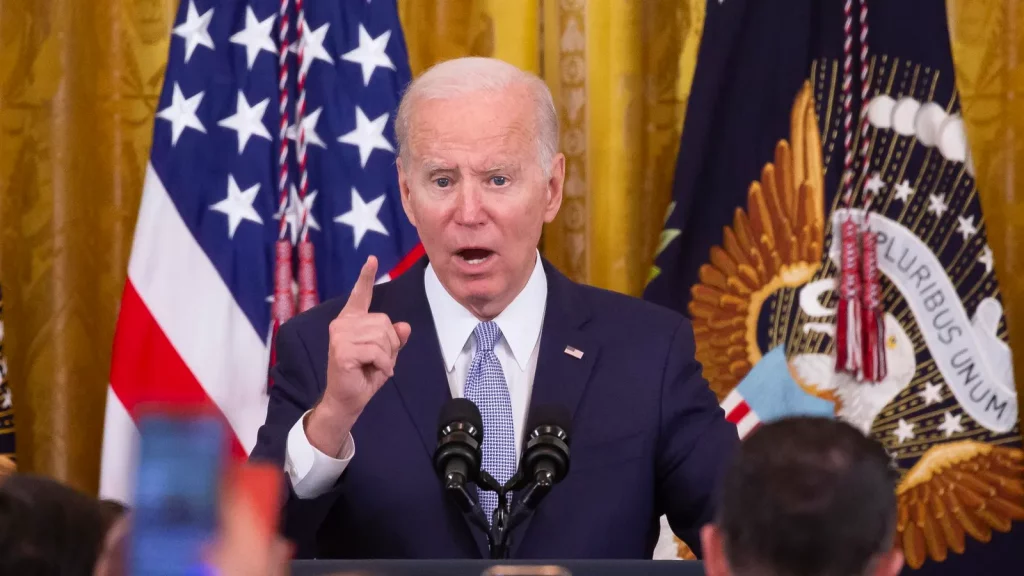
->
<box><xmin>466</xmin><ymin>258</ymin><xmax>485</xmax><ymax>265</ymax></box>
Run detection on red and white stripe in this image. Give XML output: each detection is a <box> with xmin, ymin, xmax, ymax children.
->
<box><xmin>99</xmin><ymin>166</ymin><xmax>423</xmax><ymax>503</ymax></box>
<box><xmin>720</xmin><ymin>390</ymin><xmax>761</xmax><ymax>440</ymax></box>
<box><xmin>100</xmin><ymin>165</ymin><xmax>271</xmax><ymax>502</ymax></box>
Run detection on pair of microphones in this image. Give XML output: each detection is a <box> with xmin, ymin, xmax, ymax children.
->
<box><xmin>432</xmin><ymin>398</ymin><xmax>572</xmax><ymax>559</ymax></box>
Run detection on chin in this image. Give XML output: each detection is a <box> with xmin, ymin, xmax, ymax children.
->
<box><xmin>454</xmin><ymin>277</ymin><xmax>503</xmax><ymax>303</ymax></box>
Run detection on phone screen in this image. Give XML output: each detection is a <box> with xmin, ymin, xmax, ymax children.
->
<box><xmin>129</xmin><ymin>410</ymin><xmax>227</xmax><ymax>576</ymax></box>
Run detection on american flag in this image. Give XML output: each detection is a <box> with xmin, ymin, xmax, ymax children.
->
<box><xmin>100</xmin><ymin>0</ymin><xmax>420</xmax><ymax>501</ymax></box>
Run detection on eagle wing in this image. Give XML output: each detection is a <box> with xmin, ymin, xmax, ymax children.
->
<box><xmin>897</xmin><ymin>441</ymin><xmax>1024</xmax><ymax>568</ymax></box>
<box><xmin>689</xmin><ymin>81</ymin><xmax>826</xmax><ymax>400</ymax></box>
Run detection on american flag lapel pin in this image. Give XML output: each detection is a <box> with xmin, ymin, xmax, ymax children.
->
<box><xmin>563</xmin><ymin>345</ymin><xmax>584</xmax><ymax>359</ymax></box>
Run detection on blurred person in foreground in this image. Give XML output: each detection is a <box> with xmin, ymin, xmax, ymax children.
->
<box><xmin>0</xmin><ymin>474</ymin><xmax>118</xmax><ymax>575</ymax></box>
<box><xmin>700</xmin><ymin>417</ymin><xmax>904</xmax><ymax>576</ymax></box>
<box><xmin>251</xmin><ymin>56</ymin><xmax>738</xmax><ymax>559</ymax></box>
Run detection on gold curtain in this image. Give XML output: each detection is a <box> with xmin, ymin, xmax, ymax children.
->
<box><xmin>0</xmin><ymin>0</ymin><xmax>176</xmax><ymax>493</ymax></box>
<box><xmin>947</xmin><ymin>0</ymin><xmax>1024</xmax><ymax>398</ymax></box>
<box><xmin>0</xmin><ymin>0</ymin><xmax>1021</xmax><ymax>496</ymax></box>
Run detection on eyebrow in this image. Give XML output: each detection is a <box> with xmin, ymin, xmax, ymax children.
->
<box><xmin>422</xmin><ymin>162</ymin><xmax>458</xmax><ymax>175</ymax></box>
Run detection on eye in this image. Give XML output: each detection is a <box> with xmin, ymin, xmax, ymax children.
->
<box><xmin>491</xmin><ymin>176</ymin><xmax>508</xmax><ymax>186</ymax></box>
<box><xmin>435</xmin><ymin>177</ymin><xmax>451</xmax><ymax>188</ymax></box>
<box><xmin>886</xmin><ymin>335</ymin><xmax>898</xmax><ymax>349</ymax></box>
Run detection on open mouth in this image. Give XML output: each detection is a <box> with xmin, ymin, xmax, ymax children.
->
<box><xmin>456</xmin><ymin>248</ymin><xmax>495</xmax><ymax>266</ymax></box>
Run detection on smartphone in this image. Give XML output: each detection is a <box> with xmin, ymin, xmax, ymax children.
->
<box><xmin>129</xmin><ymin>405</ymin><xmax>228</xmax><ymax>576</ymax></box>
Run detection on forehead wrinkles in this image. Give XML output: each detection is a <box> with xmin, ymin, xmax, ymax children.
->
<box><xmin>407</xmin><ymin>95</ymin><xmax>538</xmax><ymax>165</ymax></box>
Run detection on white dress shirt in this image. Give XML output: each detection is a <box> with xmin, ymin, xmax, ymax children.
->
<box><xmin>284</xmin><ymin>253</ymin><xmax>548</xmax><ymax>499</ymax></box>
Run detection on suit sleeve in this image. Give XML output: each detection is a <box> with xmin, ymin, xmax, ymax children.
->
<box><xmin>249</xmin><ymin>318</ymin><xmax>347</xmax><ymax>557</ymax></box>
<box><xmin>655</xmin><ymin>317</ymin><xmax>740</xmax><ymax>556</ymax></box>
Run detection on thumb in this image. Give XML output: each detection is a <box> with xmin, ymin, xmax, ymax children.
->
<box><xmin>393</xmin><ymin>322</ymin><xmax>412</xmax><ymax>351</ymax></box>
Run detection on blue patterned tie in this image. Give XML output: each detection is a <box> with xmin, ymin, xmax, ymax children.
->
<box><xmin>464</xmin><ymin>321</ymin><xmax>516</xmax><ymax>523</ymax></box>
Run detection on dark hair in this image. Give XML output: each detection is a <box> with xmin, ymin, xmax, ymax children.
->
<box><xmin>717</xmin><ymin>417</ymin><xmax>898</xmax><ymax>576</ymax></box>
<box><xmin>0</xmin><ymin>474</ymin><xmax>110</xmax><ymax>575</ymax></box>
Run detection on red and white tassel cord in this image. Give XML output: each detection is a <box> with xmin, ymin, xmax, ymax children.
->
<box><xmin>836</xmin><ymin>219</ymin><xmax>863</xmax><ymax>373</ymax></box>
<box><xmin>855</xmin><ymin>0</ymin><xmax>886</xmax><ymax>383</ymax></box>
<box><xmin>835</xmin><ymin>0</ymin><xmax>863</xmax><ymax>376</ymax></box>
<box><xmin>294</xmin><ymin>0</ymin><xmax>319</xmax><ymax>313</ymax></box>
<box><xmin>270</xmin><ymin>0</ymin><xmax>295</xmax><ymax>385</ymax></box>
<box><xmin>860</xmin><ymin>230</ymin><xmax>886</xmax><ymax>381</ymax></box>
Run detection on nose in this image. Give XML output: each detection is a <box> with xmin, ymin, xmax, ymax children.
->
<box><xmin>453</xmin><ymin>183</ymin><xmax>486</xmax><ymax>227</ymax></box>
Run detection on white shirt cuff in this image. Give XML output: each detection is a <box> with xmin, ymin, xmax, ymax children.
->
<box><xmin>284</xmin><ymin>409</ymin><xmax>354</xmax><ymax>499</ymax></box>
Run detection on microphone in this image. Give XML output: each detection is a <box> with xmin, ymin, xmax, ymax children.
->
<box><xmin>433</xmin><ymin>398</ymin><xmax>483</xmax><ymax>490</ymax></box>
<box><xmin>521</xmin><ymin>404</ymin><xmax>572</xmax><ymax>488</ymax></box>
<box><xmin>489</xmin><ymin>405</ymin><xmax>573</xmax><ymax>560</ymax></box>
<box><xmin>433</xmin><ymin>398</ymin><xmax>490</xmax><ymax>535</ymax></box>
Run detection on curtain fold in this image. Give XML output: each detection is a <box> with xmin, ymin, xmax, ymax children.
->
<box><xmin>947</xmin><ymin>0</ymin><xmax>1024</xmax><ymax>398</ymax></box>
<box><xmin>540</xmin><ymin>0</ymin><xmax>704</xmax><ymax>296</ymax></box>
<box><xmin>0</xmin><ymin>0</ymin><xmax>177</xmax><ymax>493</ymax></box>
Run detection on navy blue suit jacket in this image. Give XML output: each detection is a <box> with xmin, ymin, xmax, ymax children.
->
<box><xmin>251</xmin><ymin>258</ymin><xmax>738</xmax><ymax>559</ymax></box>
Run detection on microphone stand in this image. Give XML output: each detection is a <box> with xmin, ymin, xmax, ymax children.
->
<box><xmin>443</xmin><ymin>472</ymin><xmax>491</xmax><ymax>536</ymax></box>
<box><xmin>484</xmin><ymin>470</ymin><xmax>554</xmax><ymax>559</ymax></box>
<box><xmin>445</xmin><ymin>469</ymin><xmax>560</xmax><ymax>559</ymax></box>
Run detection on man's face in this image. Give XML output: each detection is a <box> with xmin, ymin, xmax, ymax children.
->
<box><xmin>398</xmin><ymin>85</ymin><xmax>564</xmax><ymax>318</ymax></box>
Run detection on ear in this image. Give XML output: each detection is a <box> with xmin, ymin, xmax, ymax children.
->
<box><xmin>396</xmin><ymin>157</ymin><xmax>417</xmax><ymax>227</ymax></box>
<box><xmin>872</xmin><ymin>548</ymin><xmax>905</xmax><ymax>576</ymax></box>
<box><xmin>93</xmin><ymin>515</ymin><xmax>130</xmax><ymax>576</ymax></box>
<box><xmin>700</xmin><ymin>524</ymin><xmax>732</xmax><ymax>576</ymax></box>
<box><xmin>543</xmin><ymin>152</ymin><xmax>565</xmax><ymax>223</ymax></box>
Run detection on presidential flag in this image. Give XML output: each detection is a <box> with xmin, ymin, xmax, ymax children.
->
<box><xmin>99</xmin><ymin>0</ymin><xmax>420</xmax><ymax>501</ymax></box>
<box><xmin>0</xmin><ymin>284</ymin><xmax>14</xmax><ymax>473</ymax></box>
<box><xmin>646</xmin><ymin>0</ymin><xmax>1023</xmax><ymax>572</ymax></box>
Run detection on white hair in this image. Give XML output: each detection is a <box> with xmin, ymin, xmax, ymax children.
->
<box><xmin>395</xmin><ymin>57</ymin><xmax>559</xmax><ymax>175</ymax></box>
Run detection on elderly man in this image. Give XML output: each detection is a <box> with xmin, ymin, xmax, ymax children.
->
<box><xmin>251</xmin><ymin>57</ymin><xmax>738</xmax><ymax>560</ymax></box>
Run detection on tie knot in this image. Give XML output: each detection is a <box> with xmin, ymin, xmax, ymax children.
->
<box><xmin>473</xmin><ymin>321</ymin><xmax>502</xmax><ymax>352</ymax></box>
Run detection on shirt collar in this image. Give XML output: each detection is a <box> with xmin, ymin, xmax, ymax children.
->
<box><xmin>424</xmin><ymin>251</ymin><xmax>548</xmax><ymax>372</ymax></box>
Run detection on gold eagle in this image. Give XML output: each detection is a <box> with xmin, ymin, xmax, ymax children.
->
<box><xmin>684</xmin><ymin>81</ymin><xmax>1024</xmax><ymax>569</ymax></box>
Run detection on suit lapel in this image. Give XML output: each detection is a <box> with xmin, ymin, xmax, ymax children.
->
<box><xmin>384</xmin><ymin>259</ymin><xmax>452</xmax><ymax>460</ymax></box>
<box><xmin>510</xmin><ymin>260</ymin><xmax>599</xmax><ymax>556</ymax></box>
<box><xmin>383</xmin><ymin>259</ymin><xmax>489</xmax><ymax>557</ymax></box>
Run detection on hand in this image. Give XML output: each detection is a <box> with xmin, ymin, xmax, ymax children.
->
<box><xmin>306</xmin><ymin>256</ymin><xmax>411</xmax><ymax>456</ymax></box>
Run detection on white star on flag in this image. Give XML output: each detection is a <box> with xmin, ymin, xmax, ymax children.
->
<box><xmin>173</xmin><ymin>0</ymin><xmax>215</xmax><ymax>63</ymax></box>
<box><xmin>290</xmin><ymin>20</ymin><xmax>334</xmax><ymax>78</ymax></box>
<box><xmin>157</xmin><ymin>83</ymin><xmax>206</xmax><ymax>146</ymax></box>
<box><xmin>335</xmin><ymin>187</ymin><xmax>389</xmax><ymax>248</ymax></box>
<box><xmin>210</xmin><ymin>175</ymin><xmax>264</xmax><ymax>239</ymax></box>
<box><xmin>276</xmin><ymin>185</ymin><xmax>321</xmax><ymax>245</ymax></box>
<box><xmin>230</xmin><ymin>7</ymin><xmax>277</xmax><ymax>70</ymax></box>
<box><xmin>338</xmin><ymin>107</ymin><xmax>394</xmax><ymax>167</ymax></box>
<box><xmin>893</xmin><ymin>179</ymin><xmax>915</xmax><ymax>204</ymax></box>
<box><xmin>957</xmin><ymin>215</ymin><xmax>978</xmax><ymax>241</ymax></box>
<box><xmin>864</xmin><ymin>172</ymin><xmax>885</xmax><ymax>196</ymax></box>
<box><xmin>938</xmin><ymin>411</ymin><xmax>965</xmax><ymax>438</ymax></box>
<box><xmin>893</xmin><ymin>418</ymin><xmax>916</xmax><ymax>444</ymax></box>
<box><xmin>218</xmin><ymin>91</ymin><xmax>272</xmax><ymax>153</ymax></box>
<box><xmin>978</xmin><ymin>245</ymin><xmax>994</xmax><ymax>273</ymax></box>
<box><xmin>918</xmin><ymin>381</ymin><xmax>943</xmax><ymax>406</ymax></box>
<box><xmin>927</xmin><ymin>193</ymin><xmax>948</xmax><ymax>217</ymax></box>
<box><xmin>341</xmin><ymin>25</ymin><xmax>396</xmax><ymax>85</ymax></box>
<box><xmin>287</xmin><ymin>107</ymin><xmax>327</xmax><ymax>149</ymax></box>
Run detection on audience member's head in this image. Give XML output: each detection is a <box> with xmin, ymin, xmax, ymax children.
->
<box><xmin>701</xmin><ymin>417</ymin><xmax>903</xmax><ymax>576</ymax></box>
<box><xmin>0</xmin><ymin>474</ymin><xmax>111</xmax><ymax>575</ymax></box>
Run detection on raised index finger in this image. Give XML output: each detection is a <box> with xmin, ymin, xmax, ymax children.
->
<box><xmin>342</xmin><ymin>256</ymin><xmax>378</xmax><ymax>314</ymax></box>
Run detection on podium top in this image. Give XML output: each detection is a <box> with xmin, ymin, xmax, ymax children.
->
<box><xmin>290</xmin><ymin>559</ymin><xmax>705</xmax><ymax>576</ymax></box>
